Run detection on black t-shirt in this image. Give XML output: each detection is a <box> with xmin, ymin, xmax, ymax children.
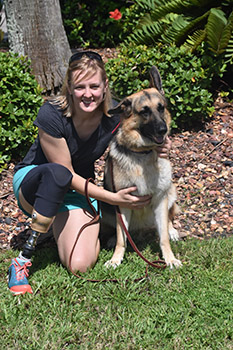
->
<box><xmin>14</xmin><ymin>101</ymin><xmax>120</xmax><ymax>179</ymax></box>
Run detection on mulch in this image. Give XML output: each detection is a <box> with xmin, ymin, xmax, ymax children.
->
<box><xmin>0</xmin><ymin>48</ymin><xmax>232</xmax><ymax>251</ymax></box>
<box><xmin>170</xmin><ymin>99</ymin><xmax>233</xmax><ymax>240</ymax></box>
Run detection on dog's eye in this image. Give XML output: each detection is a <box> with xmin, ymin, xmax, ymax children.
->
<box><xmin>158</xmin><ymin>103</ymin><xmax>164</xmax><ymax>113</ymax></box>
<box><xmin>140</xmin><ymin>106</ymin><xmax>151</xmax><ymax>118</ymax></box>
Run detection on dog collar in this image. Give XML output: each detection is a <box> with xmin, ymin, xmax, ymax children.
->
<box><xmin>131</xmin><ymin>149</ymin><xmax>153</xmax><ymax>155</ymax></box>
<box><xmin>115</xmin><ymin>142</ymin><xmax>153</xmax><ymax>156</ymax></box>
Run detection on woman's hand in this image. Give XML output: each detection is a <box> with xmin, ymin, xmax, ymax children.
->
<box><xmin>111</xmin><ymin>187</ymin><xmax>152</xmax><ymax>210</ymax></box>
<box><xmin>156</xmin><ymin>136</ymin><xmax>172</xmax><ymax>159</ymax></box>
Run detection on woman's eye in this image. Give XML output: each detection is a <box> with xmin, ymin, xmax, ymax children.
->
<box><xmin>74</xmin><ymin>84</ymin><xmax>100</xmax><ymax>90</ymax></box>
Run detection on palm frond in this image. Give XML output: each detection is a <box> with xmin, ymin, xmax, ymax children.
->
<box><xmin>225</xmin><ymin>33</ymin><xmax>233</xmax><ymax>64</ymax></box>
<box><xmin>139</xmin><ymin>12</ymin><xmax>177</xmax><ymax>27</ymax></box>
<box><xmin>220</xmin><ymin>11</ymin><xmax>233</xmax><ymax>50</ymax></box>
<box><xmin>161</xmin><ymin>15</ymin><xmax>190</xmax><ymax>44</ymax></box>
<box><xmin>178</xmin><ymin>12</ymin><xmax>209</xmax><ymax>46</ymax></box>
<box><xmin>163</xmin><ymin>12</ymin><xmax>209</xmax><ymax>46</ymax></box>
<box><xmin>136</xmin><ymin>0</ymin><xmax>169</xmax><ymax>11</ymax></box>
<box><xmin>129</xmin><ymin>21</ymin><xmax>165</xmax><ymax>45</ymax></box>
<box><xmin>206</xmin><ymin>8</ymin><xmax>233</xmax><ymax>54</ymax></box>
<box><xmin>182</xmin><ymin>29</ymin><xmax>207</xmax><ymax>52</ymax></box>
<box><xmin>139</xmin><ymin>13</ymin><xmax>157</xmax><ymax>26</ymax></box>
<box><xmin>136</xmin><ymin>0</ymin><xmax>222</xmax><ymax>21</ymax></box>
<box><xmin>136</xmin><ymin>0</ymin><xmax>191</xmax><ymax>21</ymax></box>
<box><xmin>132</xmin><ymin>0</ymin><xmax>233</xmax><ymax>57</ymax></box>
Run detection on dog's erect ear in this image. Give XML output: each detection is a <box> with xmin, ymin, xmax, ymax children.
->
<box><xmin>149</xmin><ymin>66</ymin><xmax>164</xmax><ymax>95</ymax></box>
<box><xmin>108</xmin><ymin>98</ymin><xmax>132</xmax><ymax>118</ymax></box>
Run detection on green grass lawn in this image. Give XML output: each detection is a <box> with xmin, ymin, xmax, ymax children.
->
<box><xmin>0</xmin><ymin>237</ymin><xmax>232</xmax><ymax>350</ymax></box>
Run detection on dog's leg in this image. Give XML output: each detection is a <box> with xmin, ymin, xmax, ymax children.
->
<box><xmin>168</xmin><ymin>220</ymin><xmax>179</xmax><ymax>241</ymax></box>
<box><xmin>155</xmin><ymin>197</ymin><xmax>182</xmax><ymax>269</ymax></box>
<box><xmin>168</xmin><ymin>185</ymin><xmax>180</xmax><ymax>241</ymax></box>
<box><xmin>105</xmin><ymin>208</ymin><xmax>131</xmax><ymax>268</ymax></box>
<box><xmin>168</xmin><ymin>203</ymin><xmax>180</xmax><ymax>241</ymax></box>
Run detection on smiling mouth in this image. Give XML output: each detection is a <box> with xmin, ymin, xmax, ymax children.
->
<box><xmin>82</xmin><ymin>99</ymin><xmax>93</xmax><ymax>107</ymax></box>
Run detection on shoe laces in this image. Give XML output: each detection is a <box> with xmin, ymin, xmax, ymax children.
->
<box><xmin>14</xmin><ymin>260</ymin><xmax>32</xmax><ymax>281</ymax></box>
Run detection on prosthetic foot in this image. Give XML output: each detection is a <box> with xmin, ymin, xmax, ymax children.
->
<box><xmin>8</xmin><ymin>210</ymin><xmax>54</xmax><ymax>295</ymax></box>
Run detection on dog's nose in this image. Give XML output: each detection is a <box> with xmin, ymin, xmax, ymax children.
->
<box><xmin>157</xmin><ymin>121</ymin><xmax>167</xmax><ymax>136</ymax></box>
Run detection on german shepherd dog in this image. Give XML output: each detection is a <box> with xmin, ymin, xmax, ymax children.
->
<box><xmin>103</xmin><ymin>66</ymin><xmax>182</xmax><ymax>269</ymax></box>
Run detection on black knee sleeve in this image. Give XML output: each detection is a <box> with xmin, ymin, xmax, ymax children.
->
<box><xmin>20</xmin><ymin>163</ymin><xmax>73</xmax><ymax>217</ymax></box>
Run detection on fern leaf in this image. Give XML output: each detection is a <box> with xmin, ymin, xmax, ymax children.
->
<box><xmin>136</xmin><ymin>0</ymin><xmax>168</xmax><ymax>11</ymax></box>
<box><xmin>161</xmin><ymin>11</ymin><xmax>209</xmax><ymax>46</ymax></box>
<box><xmin>136</xmin><ymin>0</ymin><xmax>191</xmax><ymax>21</ymax></box>
<box><xmin>225</xmin><ymin>33</ymin><xmax>233</xmax><ymax>63</ymax></box>
<box><xmin>161</xmin><ymin>15</ymin><xmax>189</xmax><ymax>44</ymax></box>
<box><xmin>174</xmin><ymin>11</ymin><xmax>209</xmax><ymax>45</ymax></box>
<box><xmin>182</xmin><ymin>29</ymin><xmax>207</xmax><ymax>52</ymax></box>
<box><xmin>206</xmin><ymin>8</ymin><xmax>231</xmax><ymax>54</ymax></box>
<box><xmin>129</xmin><ymin>22</ymin><xmax>163</xmax><ymax>45</ymax></box>
<box><xmin>220</xmin><ymin>11</ymin><xmax>233</xmax><ymax>51</ymax></box>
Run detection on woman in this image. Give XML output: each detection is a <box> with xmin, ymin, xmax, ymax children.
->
<box><xmin>8</xmin><ymin>50</ymin><xmax>171</xmax><ymax>295</ymax></box>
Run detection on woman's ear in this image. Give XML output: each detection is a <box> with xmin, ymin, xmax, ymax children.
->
<box><xmin>102</xmin><ymin>79</ymin><xmax>108</xmax><ymax>100</ymax></box>
<box><xmin>105</xmin><ymin>79</ymin><xmax>109</xmax><ymax>91</ymax></box>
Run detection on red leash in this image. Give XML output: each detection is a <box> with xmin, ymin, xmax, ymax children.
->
<box><xmin>68</xmin><ymin>179</ymin><xmax>151</xmax><ymax>282</ymax></box>
<box><xmin>115</xmin><ymin>207</ymin><xmax>166</xmax><ymax>269</ymax></box>
<box><xmin>68</xmin><ymin>178</ymin><xmax>123</xmax><ymax>282</ymax></box>
<box><xmin>68</xmin><ymin>166</ymin><xmax>166</xmax><ymax>282</ymax></box>
<box><xmin>110</xmin><ymin>159</ymin><xmax>166</xmax><ymax>270</ymax></box>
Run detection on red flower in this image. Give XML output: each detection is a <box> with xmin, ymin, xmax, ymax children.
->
<box><xmin>109</xmin><ymin>9</ymin><xmax>122</xmax><ymax>20</ymax></box>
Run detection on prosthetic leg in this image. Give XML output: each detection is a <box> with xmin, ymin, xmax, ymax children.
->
<box><xmin>8</xmin><ymin>208</ymin><xmax>55</xmax><ymax>295</ymax></box>
<box><xmin>22</xmin><ymin>209</ymin><xmax>54</xmax><ymax>259</ymax></box>
<box><xmin>9</xmin><ymin>163</ymin><xmax>73</xmax><ymax>295</ymax></box>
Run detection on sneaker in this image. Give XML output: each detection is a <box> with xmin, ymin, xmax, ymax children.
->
<box><xmin>8</xmin><ymin>258</ymin><xmax>33</xmax><ymax>295</ymax></box>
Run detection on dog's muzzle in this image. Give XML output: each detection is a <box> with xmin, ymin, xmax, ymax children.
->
<box><xmin>140</xmin><ymin>119</ymin><xmax>168</xmax><ymax>145</ymax></box>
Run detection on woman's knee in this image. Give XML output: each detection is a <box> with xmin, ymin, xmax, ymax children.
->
<box><xmin>63</xmin><ymin>241</ymin><xmax>100</xmax><ymax>274</ymax></box>
<box><xmin>67</xmin><ymin>256</ymin><xmax>97</xmax><ymax>274</ymax></box>
<box><xmin>43</xmin><ymin>163</ymin><xmax>73</xmax><ymax>187</ymax></box>
<box><xmin>20</xmin><ymin>163</ymin><xmax>73</xmax><ymax>210</ymax></box>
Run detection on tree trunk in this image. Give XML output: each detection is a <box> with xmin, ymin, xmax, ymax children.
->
<box><xmin>4</xmin><ymin>0</ymin><xmax>71</xmax><ymax>93</ymax></box>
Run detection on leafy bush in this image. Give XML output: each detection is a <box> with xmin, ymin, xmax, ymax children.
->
<box><xmin>60</xmin><ymin>0</ymin><xmax>143</xmax><ymax>48</ymax></box>
<box><xmin>105</xmin><ymin>43</ymin><xmax>226</xmax><ymax>129</ymax></box>
<box><xmin>60</xmin><ymin>0</ymin><xmax>124</xmax><ymax>48</ymax></box>
<box><xmin>0</xmin><ymin>52</ymin><xmax>43</xmax><ymax>167</ymax></box>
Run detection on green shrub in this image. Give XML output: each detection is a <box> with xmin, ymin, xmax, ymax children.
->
<box><xmin>0</xmin><ymin>52</ymin><xmax>43</xmax><ymax>167</ymax></box>
<box><xmin>105</xmin><ymin>43</ymin><xmax>226</xmax><ymax>129</ymax></box>
<box><xmin>60</xmin><ymin>0</ymin><xmax>123</xmax><ymax>48</ymax></box>
<box><xmin>60</xmin><ymin>0</ymin><xmax>141</xmax><ymax>48</ymax></box>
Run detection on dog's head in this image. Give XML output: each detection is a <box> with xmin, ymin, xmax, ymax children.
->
<box><xmin>108</xmin><ymin>66</ymin><xmax>171</xmax><ymax>150</ymax></box>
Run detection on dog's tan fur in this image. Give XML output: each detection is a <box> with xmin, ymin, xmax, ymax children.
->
<box><xmin>104</xmin><ymin>66</ymin><xmax>182</xmax><ymax>269</ymax></box>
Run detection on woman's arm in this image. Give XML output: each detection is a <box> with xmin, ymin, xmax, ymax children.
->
<box><xmin>38</xmin><ymin>129</ymin><xmax>151</xmax><ymax>209</ymax></box>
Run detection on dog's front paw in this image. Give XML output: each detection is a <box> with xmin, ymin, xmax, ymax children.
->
<box><xmin>105</xmin><ymin>258</ymin><xmax>123</xmax><ymax>269</ymax></box>
<box><xmin>166</xmin><ymin>258</ymin><xmax>182</xmax><ymax>269</ymax></box>
<box><xmin>169</xmin><ymin>227</ymin><xmax>180</xmax><ymax>241</ymax></box>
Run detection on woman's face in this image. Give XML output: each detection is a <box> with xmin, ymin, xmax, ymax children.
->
<box><xmin>70</xmin><ymin>69</ymin><xmax>107</xmax><ymax>114</ymax></box>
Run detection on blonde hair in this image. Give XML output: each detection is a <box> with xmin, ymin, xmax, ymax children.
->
<box><xmin>51</xmin><ymin>54</ymin><xmax>112</xmax><ymax>117</ymax></box>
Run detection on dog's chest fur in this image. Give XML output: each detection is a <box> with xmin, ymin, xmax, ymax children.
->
<box><xmin>106</xmin><ymin>140</ymin><xmax>172</xmax><ymax>200</ymax></box>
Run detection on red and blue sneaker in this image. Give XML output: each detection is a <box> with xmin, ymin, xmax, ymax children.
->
<box><xmin>8</xmin><ymin>258</ymin><xmax>33</xmax><ymax>295</ymax></box>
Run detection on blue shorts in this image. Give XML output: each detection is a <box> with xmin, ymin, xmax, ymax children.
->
<box><xmin>13</xmin><ymin>165</ymin><xmax>99</xmax><ymax>217</ymax></box>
